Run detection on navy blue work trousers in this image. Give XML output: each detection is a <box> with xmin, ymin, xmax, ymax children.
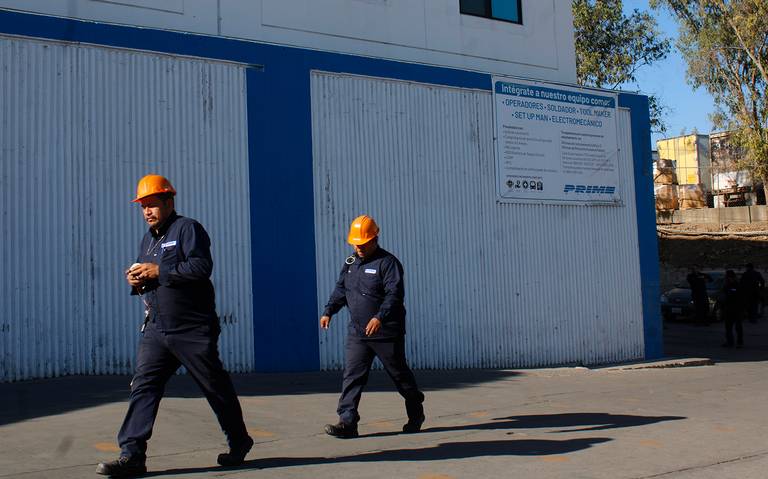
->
<box><xmin>337</xmin><ymin>334</ymin><xmax>424</xmax><ymax>425</ymax></box>
<box><xmin>724</xmin><ymin>313</ymin><xmax>744</xmax><ymax>346</ymax></box>
<box><xmin>118</xmin><ymin>321</ymin><xmax>249</xmax><ymax>457</ymax></box>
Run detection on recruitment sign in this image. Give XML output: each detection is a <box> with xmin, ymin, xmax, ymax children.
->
<box><xmin>493</xmin><ymin>77</ymin><xmax>621</xmax><ymax>205</ymax></box>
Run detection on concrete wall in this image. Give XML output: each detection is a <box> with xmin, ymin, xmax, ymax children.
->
<box><xmin>657</xmin><ymin>206</ymin><xmax>768</xmax><ymax>225</ymax></box>
<box><xmin>0</xmin><ymin>0</ymin><xmax>577</xmax><ymax>83</ymax></box>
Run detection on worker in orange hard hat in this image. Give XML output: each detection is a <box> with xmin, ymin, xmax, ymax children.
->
<box><xmin>97</xmin><ymin>175</ymin><xmax>253</xmax><ymax>477</ymax></box>
<box><xmin>320</xmin><ymin>215</ymin><xmax>425</xmax><ymax>438</ymax></box>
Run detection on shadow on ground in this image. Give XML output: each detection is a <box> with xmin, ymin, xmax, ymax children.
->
<box><xmin>140</xmin><ymin>411</ymin><xmax>683</xmax><ymax>476</ymax></box>
<box><xmin>142</xmin><ymin>437</ymin><xmax>612</xmax><ymax>476</ymax></box>
<box><xmin>0</xmin><ymin>369</ymin><xmax>520</xmax><ymax>426</ymax></box>
<box><xmin>359</xmin><ymin>412</ymin><xmax>685</xmax><ymax>439</ymax></box>
<box><xmin>10</xmin><ymin>314</ymin><xmax>756</xmax><ymax>428</ymax></box>
<box><xmin>663</xmin><ymin>317</ymin><xmax>768</xmax><ymax>362</ymax></box>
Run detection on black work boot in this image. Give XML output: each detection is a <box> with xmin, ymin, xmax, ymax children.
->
<box><xmin>217</xmin><ymin>436</ymin><xmax>254</xmax><ymax>467</ymax></box>
<box><xmin>95</xmin><ymin>455</ymin><xmax>147</xmax><ymax>477</ymax></box>
<box><xmin>324</xmin><ymin>422</ymin><xmax>359</xmax><ymax>438</ymax></box>
<box><xmin>402</xmin><ymin>414</ymin><xmax>425</xmax><ymax>433</ymax></box>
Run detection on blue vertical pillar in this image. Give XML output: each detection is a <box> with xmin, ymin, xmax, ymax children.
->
<box><xmin>619</xmin><ymin>93</ymin><xmax>663</xmax><ymax>359</ymax></box>
<box><xmin>246</xmin><ymin>58</ymin><xmax>320</xmax><ymax>371</ymax></box>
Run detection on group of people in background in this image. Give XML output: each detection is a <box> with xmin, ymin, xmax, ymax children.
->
<box><xmin>687</xmin><ymin>263</ymin><xmax>765</xmax><ymax>348</ymax></box>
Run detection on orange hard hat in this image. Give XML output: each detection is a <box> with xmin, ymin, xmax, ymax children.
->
<box><xmin>347</xmin><ymin>215</ymin><xmax>379</xmax><ymax>245</ymax></box>
<box><xmin>132</xmin><ymin>174</ymin><xmax>176</xmax><ymax>202</ymax></box>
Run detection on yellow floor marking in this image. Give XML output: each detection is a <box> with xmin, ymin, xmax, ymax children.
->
<box><xmin>639</xmin><ymin>439</ymin><xmax>663</xmax><ymax>448</ymax></box>
<box><xmin>714</xmin><ymin>425</ymin><xmax>736</xmax><ymax>432</ymax></box>
<box><xmin>369</xmin><ymin>420</ymin><xmax>396</xmax><ymax>428</ymax></box>
<box><xmin>540</xmin><ymin>456</ymin><xmax>570</xmax><ymax>463</ymax></box>
<box><xmin>248</xmin><ymin>429</ymin><xmax>276</xmax><ymax>438</ymax></box>
<box><xmin>468</xmin><ymin>411</ymin><xmax>489</xmax><ymax>418</ymax></box>
<box><xmin>93</xmin><ymin>442</ymin><xmax>121</xmax><ymax>452</ymax></box>
<box><xmin>418</xmin><ymin>474</ymin><xmax>456</xmax><ymax>479</ymax></box>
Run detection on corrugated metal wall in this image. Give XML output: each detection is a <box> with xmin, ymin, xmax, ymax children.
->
<box><xmin>0</xmin><ymin>35</ymin><xmax>253</xmax><ymax>381</ymax></box>
<box><xmin>311</xmin><ymin>71</ymin><xmax>644</xmax><ymax>369</ymax></box>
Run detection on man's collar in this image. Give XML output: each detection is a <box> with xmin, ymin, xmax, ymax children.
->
<box><xmin>359</xmin><ymin>246</ymin><xmax>383</xmax><ymax>264</ymax></box>
<box><xmin>151</xmin><ymin>211</ymin><xmax>178</xmax><ymax>237</ymax></box>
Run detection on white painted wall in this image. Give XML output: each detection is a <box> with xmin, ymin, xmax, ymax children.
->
<box><xmin>0</xmin><ymin>35</ymin><xmax>253</xmax><ymax>381</ymax></box>
<box><xmin>0</xmin><ymin>0</ymin><xmax>577</xmax><ymax>83</ymax></box>
<box><xmin>311</xmin><ymin>72</ymin><xmax>644</xmax><ymax>369</ymax></box>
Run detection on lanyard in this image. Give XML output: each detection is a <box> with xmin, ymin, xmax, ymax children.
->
<box><xmin>146</xmin><ymin>234</ymin><xmax>166</xmax><ymax>257</ymax></box>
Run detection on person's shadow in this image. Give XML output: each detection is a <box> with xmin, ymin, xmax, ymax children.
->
<box><xmin>144</xmin><ymin>437</ymin><xmax>611</xmax><ymax>476</ymax></box>
<box><xmin>142</xmin><ymin>412</ymin><xmax>685</xmax><ymax>476</ymax></box>
<box><xmin>358</xmin><ymin>412</ymin><xmax>686</xmax><ymax>438</ymax></box>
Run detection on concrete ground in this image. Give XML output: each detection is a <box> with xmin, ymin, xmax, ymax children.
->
<box><xmin>3</xmin><ymin>318</ymin><xmax>768</xmax><ymax>479</ymax></box>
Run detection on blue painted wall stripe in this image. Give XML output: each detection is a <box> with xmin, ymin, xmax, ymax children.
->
<box><xmin>619</xmin><ymin>93</ymin><xmax>663</xmax><ymax>359</ymax></box>
<box><xmin>246</xmin><ymin>61</ymin><xmax>320</xmax><ymax>372</ymax></box>
<box><xmin>245</xmin><ymin>67</ymin><xmax>316</xmax><ymax>371</ymax></box>
<box><xmin>1</xmin><ymin>8</ymin><xmax>658</xmax><ymax>368</ymax></box>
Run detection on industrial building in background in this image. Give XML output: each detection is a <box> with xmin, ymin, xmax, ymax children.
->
<box><xmin>654</xmin><ymin>132</ymin><xmax>765</xmax><ymax>216</ymax></box>
<box><xmin>0</xmin><ymin>1</ymin><xmax>660</xmax><ymax>382</ymax></box>
<box><xmin>656</xmin><ymin>135</ymin><xmax>710</xmax><ymax>211</ymax></box>
<box><xmin>710</xmin><ymin>131</ymin><xmax>764</xmax><ymax>208</ymax></box>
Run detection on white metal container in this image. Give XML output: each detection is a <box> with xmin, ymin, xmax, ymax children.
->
<box><xmin>0</xmin><ymin>35</ymin><xmax>253</xmax><ymax>381</ymax></box>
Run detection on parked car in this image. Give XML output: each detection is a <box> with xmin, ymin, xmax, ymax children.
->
<box><xmin>660</xmin><ymin>271</ymin><xmax>726</xmax><ymax>321</ymax></box>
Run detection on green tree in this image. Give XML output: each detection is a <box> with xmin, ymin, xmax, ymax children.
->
<box><xmin>651</xmin><ymin>0</ymin><xmax>768</xmax><ymax>194</ymax></box>
<box><xmin>573</xmin><ymin>0</ymin><xmax>671</xmax><ymax>133</ymax></box>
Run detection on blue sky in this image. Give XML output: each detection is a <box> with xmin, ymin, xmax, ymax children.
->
<box><xmin>620</xmin><ymin>0</ymin><xmax>717</xmax><ymax>147</ymax></box>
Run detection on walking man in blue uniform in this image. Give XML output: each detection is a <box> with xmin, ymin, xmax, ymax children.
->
<box><xmin>320</xmin><ymin>215</ymin><xmax>425</xmax><ymax>438</ymax></box>
<box><xmin>97</xmin><ymin>175</ymin><xmax>253</xmax><ymax>477</ymax></box>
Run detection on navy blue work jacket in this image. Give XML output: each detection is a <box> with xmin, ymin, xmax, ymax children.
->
<box><xmin>323</xmin><ymin>247</ymin><xmax>406</xmax><ymax>339</ymax></box>
<box><xmin>132</xmin><ymin>212</ymin><xmax>217</xmax><ymax>332</ymax></box>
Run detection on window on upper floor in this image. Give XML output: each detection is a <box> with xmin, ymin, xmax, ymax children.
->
<box><xmin>460</xmin><ymin>0</ymin><xmax>522</xmax><ymax>24</ymax></box>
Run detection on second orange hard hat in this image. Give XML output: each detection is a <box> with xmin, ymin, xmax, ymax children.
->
<box><xmin>132</xmin><ymin>174</ymin><xmax>176</xmax><ymax>202</ymax></box>
<box><xmin>347</xmin><ymin>215</ymin><xmax>379</xmax><ymax>245</ymax></box>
